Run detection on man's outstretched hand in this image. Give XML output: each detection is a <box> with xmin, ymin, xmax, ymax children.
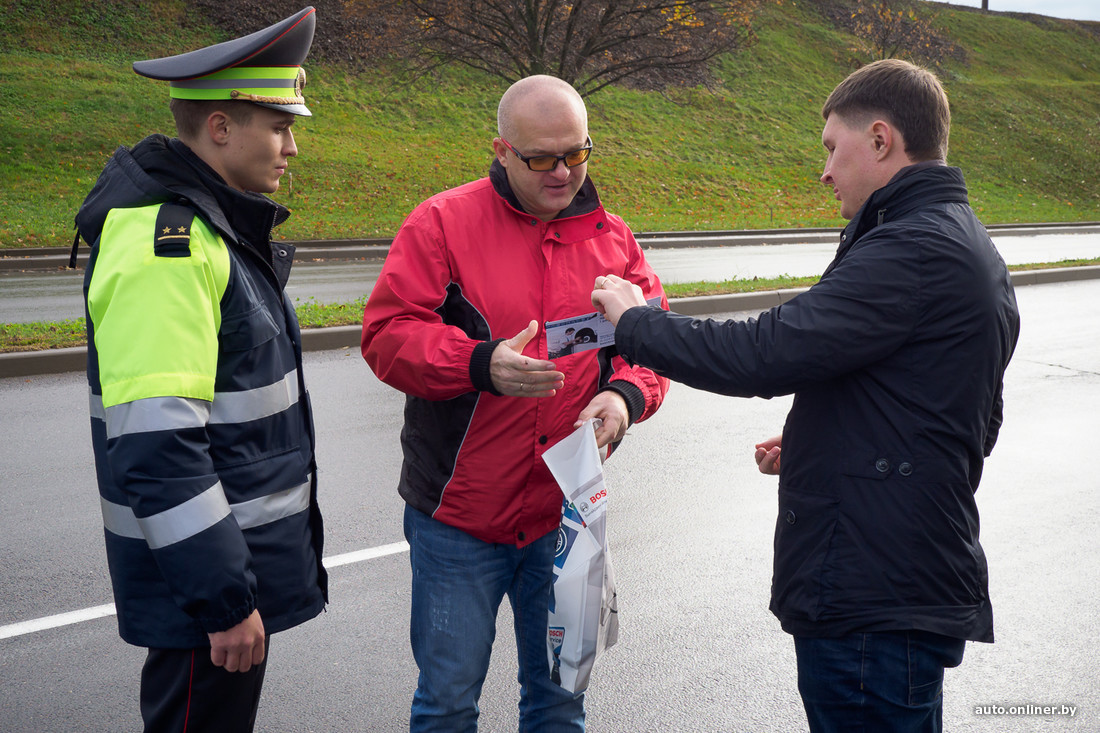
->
<box><xmin>490</xmin><ymin>320</ymin><xmax>565</xmax><ymax>397</ymax></box>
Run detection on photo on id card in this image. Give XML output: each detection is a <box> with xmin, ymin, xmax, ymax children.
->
<box><xmin>546</xmin><ymin>297</ymin><xmax>660</xmax><ymax>359</ymax></box>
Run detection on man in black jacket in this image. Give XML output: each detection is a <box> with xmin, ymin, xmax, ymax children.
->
<box><xmin>592</xmin><ymin>59</ymin><xmax>1020</xmax><ymax>732</ymax></box>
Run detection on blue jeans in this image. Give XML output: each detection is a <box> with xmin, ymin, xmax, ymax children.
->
<box><xmin>795</xmin><ymin>631</ymin><xmax>966</xmax><ymax>733</ymax></box>
<box><xmin>403</xmin><ymin>505</ymin><xmax>585</xmax><ymax>733</ymax></box>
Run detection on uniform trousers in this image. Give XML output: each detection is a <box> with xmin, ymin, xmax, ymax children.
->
<box><xmin>140</xmin><ymin>638</ymin><xmax>270</xmax><ymax>733</ymax></box>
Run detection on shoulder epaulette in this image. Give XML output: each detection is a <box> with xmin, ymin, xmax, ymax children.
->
<box><xmin>154</xmin><ymin>203</ymin><xmax>195</xmax><ymax>258</ymax></box>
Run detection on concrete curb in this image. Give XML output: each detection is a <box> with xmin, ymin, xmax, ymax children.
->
<box><xmin>4</xmin><ymin>265</ymin><xmax>1099</xmax><ymax>379</ymax></box>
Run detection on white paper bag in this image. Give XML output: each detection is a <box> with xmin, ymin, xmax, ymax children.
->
<box><xmin>542</xmin><ymin>419</ymin><xmax>618</xmax><ymax>693</ymax></box>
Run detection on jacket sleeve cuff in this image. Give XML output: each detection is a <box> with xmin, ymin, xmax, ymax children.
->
<box><xmin>200</xmin><ymin>596</ymin><xmax>256</xmax><ymax>635</ymax></box>
<box><xmin>470</xmin><ymin>339</ymin><xmax>505</xmax><ymax>395</ymax></box>
<box><xmin>614</xmin><ymin>305</ymin><xmax>653</xmax><ymax>367</ymax></box>
<box><xmin>600</xmin><ymin>380</ymin><xmax>645</xmax><ymax>426</ymax></box>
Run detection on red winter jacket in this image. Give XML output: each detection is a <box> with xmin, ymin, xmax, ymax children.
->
<box><xmin>362</xmin><ymin>163</ymin><xmax>669</xmax><ymax>546</ymax></box>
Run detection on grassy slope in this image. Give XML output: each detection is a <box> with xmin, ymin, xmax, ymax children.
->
<box><xmin>0</xmin><ymin>0</ymin><xmax>1098</xmax><ymax>249</ymax></box>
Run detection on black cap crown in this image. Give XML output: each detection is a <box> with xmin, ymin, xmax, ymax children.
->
<box><xmin>133</xmin><ymin>7</ymin><xmax>316</xmax><ymax>116</ymax></box>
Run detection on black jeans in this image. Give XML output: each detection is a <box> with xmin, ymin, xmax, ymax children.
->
<box><xmin>795</xmin><ymin>630</ymin><xmax>966</xmax><ymax>733</ymax></box>
<box><xmin>140</xmin><ymin>638</ymin><xmax>270</xmax><ymax>733</ymax></box>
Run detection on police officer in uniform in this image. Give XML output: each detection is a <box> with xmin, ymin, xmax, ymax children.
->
<box><xmin>75</xmin><ymin>8</ymin><xmax>326</xmax><ymax>732</ymax></box>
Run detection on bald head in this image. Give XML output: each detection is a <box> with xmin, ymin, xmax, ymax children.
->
<box><xmin>497</xmin><ymin>75</ymin><xmax>587</xmax><ymax>141</ymax></box>
<box><xmin>492</xmin><ymin>75</ymin><xmax>591</xmax><ymax>221</ymax></box>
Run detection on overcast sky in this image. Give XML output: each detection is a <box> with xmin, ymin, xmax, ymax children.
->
<box><xmin>926</xmin><ymin>0</ymin><xmax>1100</xmax><ymax>22</ymax></box>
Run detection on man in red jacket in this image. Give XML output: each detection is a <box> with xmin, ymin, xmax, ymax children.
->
<box><xmin>362</xmin><ymin>74</ymin><xmax>669</xmax><ymax>731</ymax></box>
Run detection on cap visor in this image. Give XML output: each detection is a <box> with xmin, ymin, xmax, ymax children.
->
<box><xmin>255</xmin><ymin>101</ymin><xmax>312</xmax><ymax>117</ymax></box>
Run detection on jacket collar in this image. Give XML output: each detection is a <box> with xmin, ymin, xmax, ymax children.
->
<box><xmin>488</xmin><ymin>159</ymin><xmax>601</xmax><ymax>221</ymax></box>
<box><xmin>885</xmin><ymin>159</ymin><xmax>947</xmax><ymax>187</ymax></box>
<box><xmin>840</xmin><ymin>164</ymin><xmax>969</xmax><ymax>248</ymax></box>
<box><xmin>165</xmin><ymin>137</ymin><xmax>290</xmax><ymax>252</ymax></box>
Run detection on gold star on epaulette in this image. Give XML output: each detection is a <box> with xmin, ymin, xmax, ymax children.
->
<box><xmin>154</xmin><ymin>203</ymin><xmax>194</xmax><ymax>258</ymax></box>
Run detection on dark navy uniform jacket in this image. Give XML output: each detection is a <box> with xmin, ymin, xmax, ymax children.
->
<box><xmin>78</xmin><ymin>135</ymin><xmax>327</xmax><ymax>648</ymax></box>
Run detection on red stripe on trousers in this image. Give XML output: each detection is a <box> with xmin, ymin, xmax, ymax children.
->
<box><xmin>182</xmin><ymin>650</ymin><xmax>195</xmax><ymax>732</ymax></box>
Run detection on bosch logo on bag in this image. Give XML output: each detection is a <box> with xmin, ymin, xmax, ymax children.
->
<box><xmin>571</xmin><ymin>479</ymin><xmax>607</xmax><ymax>525</ymax></box>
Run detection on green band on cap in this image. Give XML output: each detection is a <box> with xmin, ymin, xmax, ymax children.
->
<box><xmin>169</xmin><ymin>66</ymin><xmax>306</xmax><ymax>105</ymax></box>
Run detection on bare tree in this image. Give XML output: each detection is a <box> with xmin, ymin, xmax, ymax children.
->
<box><xmin>846</xmin><ymin>0</ymin><xmax>961</xmax><ymax>67</ymax></box>
<box><xmin>185</xmin><ymin>0</ymin><xmax>409</xmax><ymax>67</ymax></box>
<box><xmin>349</xmin><ymin>0</ymin><xmax>762</xmax><ymax>97</ymax></box>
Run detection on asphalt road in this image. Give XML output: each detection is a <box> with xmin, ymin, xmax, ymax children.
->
<box><xmin>1</xmin><ymin>228</ymin><xmax>1098</xmax><ymax>324</ymax></box>
<box><xmin>1</xmin><ymin>278</ymin><xmax>1097</xmax><ymax>731</ymax></box>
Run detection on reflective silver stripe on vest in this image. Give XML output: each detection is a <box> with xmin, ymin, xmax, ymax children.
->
<box><xmin>209</xmin><ymin>370</ymin><xmax>300</xmax><ymax>425</ymax></box>
<box><xmin>99</xmin><ymin>396</ymin><xmax>211</xmax><ymax>440</ymax></box>
<box><xmin>101</xmin><ymin>482</ymin><xmax>231</xmax><ymax>550</ymax></box>
<box><xmin>88</xmin><ymin>369</ymin><xmax>299</xmax><ymax>435</ymax></box>
<box><xmin>99</xmin><ymin>496</ymin><xmax>145</xmax><ymax>541</ymax></box>
<box><xmin>89</xmin><ymin>391</ymin><xmax>106</xmax><ymax>422</ymax></box>
<box><xmin>231</xmin><ymin>480</ymin><xmax>311</xmax><ymax>530</ymax></box>
<box><xmin>100</xmin><ymin>477</ymin><xmax>311</xmax><ymax>548</ymax></box>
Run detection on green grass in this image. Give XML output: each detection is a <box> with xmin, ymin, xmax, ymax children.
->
<box><xmin>5</xmin><ymin>258</ymin><xmax>1096</xmax><ymax>353</ymax></box>
<box><xmin>0</xmin><ymin>318</ymin><xmax>86</xmax><ymax>352</ymax></box>
<box><xmin>2</xmin><ymin>1</ymin><xmax>1098</xmax><ymax>351</ymax></box>
<box><xmin>663</xmin><ymin>274</ymin><xmax>824</xmax><ymax>298</ymax></box>
<box><xmin>0</xmin><ymin>0</ymin><xmax>1097</xmax><ymax>249</ymax></box>
<box><xmin>294</xmin><ymin>295</ymin><xmax>369</xmax><ymax>329</ymax></box>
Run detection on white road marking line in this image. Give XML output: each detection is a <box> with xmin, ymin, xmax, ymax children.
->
<box><xmin>0</xmin><ymin>541</ymin><xmax>411</xmax><ymax>641</ymax></box>
<box><xmin>0</xmin><ymin>604</ymin><xmax>117</xmax><ymax>640</ymax></box>
<box><xmin>322</xmin><ymin>540</ymin><xmax>409</xmax><ymax>568</ymax></box>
